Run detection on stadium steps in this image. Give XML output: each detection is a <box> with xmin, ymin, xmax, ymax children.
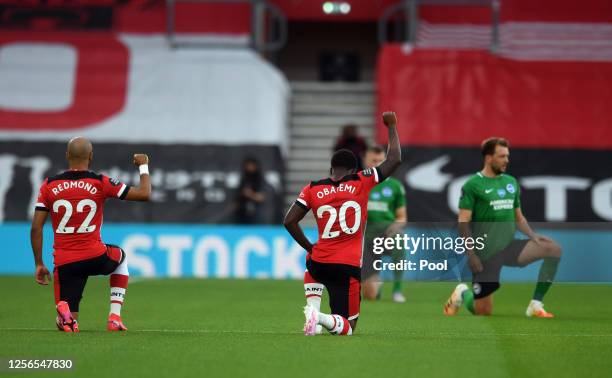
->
<box><xmin>284</xmin><ymin>81</ymin><xmax>376</xmax><ymax>225</ymax></box>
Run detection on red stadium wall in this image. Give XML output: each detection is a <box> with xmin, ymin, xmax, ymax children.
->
<box><xmin>376</xmin><ymin>45</ymin><xmax>612</xmax><ymax>222</ymax></box>
<box><xmin>419</xmin><ymin>0</ymin><xmax>612</xmax><ymax>23</ymax></box>
<box><xmin>272</xmin><ymin>0</ymin><xmax>612</xmax><ymax>23</ymax></box>
<box><xmin>0</xmin><ymin>32</ymin><xmax>129</xmax><ymax>130</ymax></box>
<box><xmin>0</xmin><ymin>33</ymin><xmax>290</xmax><ymax>223</ymax></box>
<box><xmin>269</xmin><ymin>0</ymin><xmax>396</xmax><ymax>22</ymax></box>
<box><xmin>1</xmin><ymin>0</ymin><xmax>610</xmax><ymax>33</ymax></box>
<box><xmin>115</xmin><ymin>0</ymin><xmax>612</xmax><ymax>33</ymax></box>
<box><xmin>0</xmin><ymin>1</ymin><xmax>252</xmax><ymax>34</ymax></box>
<box><xmin>376</xmin><ymin>46</ymin><xmax>612</xmax><ymax>149</ymax></box>
<box><xmin>115</xmin><ymin>2</ymin><xmax>251</xmax><ymax>34</ymax></box>
<box><xmin>500</xmin><ymin>0</ymin><xmax>612</xmax><ymax>23</ymax></box>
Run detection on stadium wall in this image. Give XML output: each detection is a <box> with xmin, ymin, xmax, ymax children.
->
<box><xmin>0</xmin><ymin>34</ymin><xmax>289</xmax><ymax>146</ymax></box>
<box><xmin>377</xmin><ymin>47</ymin><xmax>612</xmax><ymax>222</ymax></box>
<box><xmin>1</xmin><ymin>222</ymin><xmax>611</xmax><ymax>282</ymax></box>
<box><xmin>2</xmin><ymin>0</ymin><xmax>609</xmax><ymax>30</ymax></box>
<box><xmin>0</xmin><ymin>33</ymin><xmax>290</xmax><ymax>224</ymax></box>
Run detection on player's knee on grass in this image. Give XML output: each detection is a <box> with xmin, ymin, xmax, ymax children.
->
<box><xmin>472</xmin><ymin>282</ymin><xmax>496</xmax><ymax>315</ymax></box>
<box><xmin>363</xmin><ymin>279</ymin><xmax>378</xmax><ymax>300</ymax></box>
<box><xmin>475</xmin><ymin>298</ymin><xmax>493</xmax><ymax>316</ymax></box>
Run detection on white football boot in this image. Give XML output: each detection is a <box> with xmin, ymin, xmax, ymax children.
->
<box><xmin>526</xmin><ymin>300</ymin><xmax>554</xmax><ymax>318</ymax></box>
<box><xmin>303</xmin><ymin>305</ymin><xmax>319</xmax><ymax>336</ymax></box>
<box><xmin>392</xmin><ymin>291</ymin><xmax>406</xmax><ymax>303</ymax></box>
<box><xmin>443</xmin><ymin>283</ymin><xmax>468</xmax><ymax>316</ymax></box>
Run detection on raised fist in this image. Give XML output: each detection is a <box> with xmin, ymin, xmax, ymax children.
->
<box><xmin>133</xmin><ymin>154</ymin><xmax>149</xmax><ymax>166</ymax></box>
<box><xmin>382</xmin><ymin>111</ymin><xmax>397</xmax><ymax>127</ymax></box>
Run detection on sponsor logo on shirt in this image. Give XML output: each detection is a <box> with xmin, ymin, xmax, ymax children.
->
<box><xmin>489</xmin><ymin>199</ymin><xmax>514</xmax><ymax>210</ymax></box>
<box><xmin>368</xmin><ymin>202</ymin><xmax>389</xmax><ymax>212</ymax></box>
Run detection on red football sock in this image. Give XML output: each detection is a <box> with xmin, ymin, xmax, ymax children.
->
<box><xmin>318</xmin><ymin>313</ymin><xmax>352</xmax><ymax>336</ymax></box>
<box><xmin>304</xmin><ymin>271</ymin><xmax>324</xmax><ymax>311</ymax></box>
<box><xmin>110</xmin><ymin>274</ymin><xmax>128</xmax><ymax>316</ymax></box>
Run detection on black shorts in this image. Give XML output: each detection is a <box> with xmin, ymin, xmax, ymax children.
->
<box><xmin>306</xmin><ymin>259</ymin><xmax>361</xmax><ymax>320</ymax></box>
<box><xmin>53</xmin><ymin>244</ymin><xmax>125</xmax><ymax>312</ymax></box>
<box><xmin>472</xmin><ymin>239</ymin><xmax>530</xmax><ymax>299</ymax></box>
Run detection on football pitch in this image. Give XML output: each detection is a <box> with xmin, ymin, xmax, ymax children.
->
<box><xmin>1</xmin><ymin>277</ymin><xmax>611</xmax><ymax>378</ymax></box>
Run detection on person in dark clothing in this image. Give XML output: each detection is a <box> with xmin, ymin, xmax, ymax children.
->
<box><xmin>235</xmin><ymin>157</ymin><xmax>266</xmax><ymax>224</ymax></box>
<box><xmin>333</xmin><ymin>124</ymin><xmax>368</xmax><ymax>170</ymax></box>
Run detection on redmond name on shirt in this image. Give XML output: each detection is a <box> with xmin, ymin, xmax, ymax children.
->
<box><xmin>50</xmin><ymin>181</ymin><xmax>99</xmax><ymax>196</ymax></box>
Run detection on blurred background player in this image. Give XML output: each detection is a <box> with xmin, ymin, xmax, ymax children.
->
<box><xmin>234</xmin><ymin>156</ymin><xmax>266</xmax><ymax>224</ymax></box>
<box><xmin>30</xmin><ymin>137</ymin><xmax>151</xmax><ymax>332</ymax></box>
<box><xmin>333</xmin><ymin>124</ymin><xmax>369</xmax><ymax>170</ymax></box>
<box><xmin>284</xmin><ymin>111</ymin><xmax>401</xmax><ymax>336</ymax></box>
<box><xmin>444</xmin><ymin>138</ymin><xmax>562</xmax><ymax>318</ymax></box>
<box><xmin>361</xmin><ymin>145</ymin><xmax>408</xmax><ymax>303</ymax></box>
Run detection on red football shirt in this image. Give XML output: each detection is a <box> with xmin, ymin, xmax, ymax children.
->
<box><xmin>35</xmin><ymin>170</ymin><xmax>130</xmax><ymax>267</ymax></box>
<box><xmin>295</xmin><ymin>167</ymin><xmax>382</xmax><ymax>267</ymax></box>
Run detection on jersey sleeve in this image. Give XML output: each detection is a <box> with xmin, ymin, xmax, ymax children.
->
<box><xmin>295</xmin><ymin>184</ymin><xmax>312</xmax><ymax>210</ymax></box>
<box><xmin>102</xmin><ymin>175</ymin><xmax>130</xmax><ymax>200</ymax></box>
<box><xmin>394</xmin><ymin>180</ymin><xmax>407</xmax><ymax>209</ymax></box>
<box><xmin>458</xmin><ymin>181</ymin><xmax>476</xmax><ymax>210</ymax></box>
<box><xmin>34</xmin><ymin>179</ymin><xmax>50</xmax><ymax>212</ymax></box>
<box><xmin>358</xmin><ymin>167</ymin><xmax>382</xmax><ymax>191</ymax></box>
<box><xmin>513</xmin><ymin>180</ymin><xmax>522</xmax><ymax>209</ymax></box>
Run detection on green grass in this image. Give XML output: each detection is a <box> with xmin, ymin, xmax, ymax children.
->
<box><xmin>0</xmin><ymin>277</ymin><xmax>611</xmax><ymax>378</ymax></box>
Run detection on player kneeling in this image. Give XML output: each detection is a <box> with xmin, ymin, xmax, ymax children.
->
<box><xmin>30</xmin><ymin>137</ymin><xmax>151</xmax><ymax>332</ymax></box>
<box><xmin>443</xmin><ymin>138</ymin><xmax>561</xmax><ymax>318</ymax></box>
<box><xmin>284</xmin><ymin>112</ymin><xmax>402</xmax><ymax>335</ymax></box>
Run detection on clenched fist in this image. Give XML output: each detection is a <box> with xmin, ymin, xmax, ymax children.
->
<box><xmin>133</xmin><ymin>154</ymin><xmax>149</xmax><ymax>166</ymax></box>
<box><xmin>382</xmin><ymin>111</ymin><xmax>397</xmax><ymax>127</ymax></box>
<box><xmin>35</xmin><ymin>264</ymin><xmax>51</xmax><ymax>285</ymax></box>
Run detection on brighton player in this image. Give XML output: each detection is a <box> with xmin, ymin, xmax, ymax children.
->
<box><xmin>361</xmin><ymin>145</ymin><xmax>408</xmax><ymax>303</ymax></box>
<box><xmin>444</xmin><ymin>137</ymin><xmax>562</xmax><ymax>318</ymax></box>
<box><xmin>30</xmin><ymin>137</ymin><xmax>151</xmax><ymax>332</ymax></box>
<box><xmin>284</xmin><ymin>112</ymin><xmax>401</xmax><ymax>336</ymax></box>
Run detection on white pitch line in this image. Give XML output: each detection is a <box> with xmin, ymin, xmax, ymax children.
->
<box><xmin>1</xmin><ymin>328</ymin><xmax>611</xmax><ymax>338</ymax></box>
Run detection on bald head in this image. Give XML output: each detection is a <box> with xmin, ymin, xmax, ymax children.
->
<box><xmin>66</xmin><ymin>137</ymin><xmax>93</xmax><ymax>167</ymax></box>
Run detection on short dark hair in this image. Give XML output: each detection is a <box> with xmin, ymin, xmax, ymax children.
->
<box><xmin>366</xmin><ymin>145</ymin><xmax>386</xmax><ymax>155</ymax></box>
<box><xmin>481</xmin><ymin>137</ymin><xmax>509</xmax><ymax>157</ymax></box>
<box><xmin>331</xmin><ymin>149</ymin><xmax>357</xmax><ymax>170</ymax></box>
